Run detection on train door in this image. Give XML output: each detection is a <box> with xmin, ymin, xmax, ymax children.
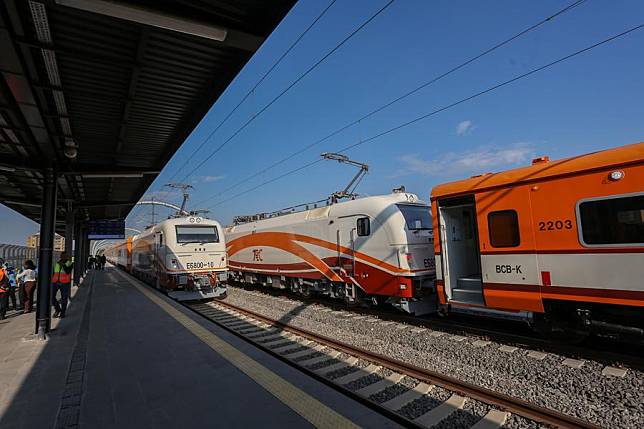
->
<box><xmin>336</xmin><ymin>215</ymin><xmax>370</xmax><ymax>286</ymax></box>
<box><xmin>336</xmin><ymin>216</ymin><xmax>357</xmax><ymax>278</ymax></box>
<box><xmin>438</xmin><ymin>196</ymin><xmax>484</xmax><ymax>305</ymax></box>
<box><xmin>477</xmin><ymin>186</ymin><xmax>542</xmax><ymax>312</ymax></box>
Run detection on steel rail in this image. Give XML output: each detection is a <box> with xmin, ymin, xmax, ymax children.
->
<box><xmin>214</xmin><ymin>299</ymin><xmax>601</xmax><ymax>429</ymax></box>
<box><xmin>229</xmin><ymin>284</ymin><xmax>644</xmax><ymax>371</ymax></box>
<box><xmin>186</xmin><ymin>301</ymin><xmax>423</xmax><ymax>429</ymax></box>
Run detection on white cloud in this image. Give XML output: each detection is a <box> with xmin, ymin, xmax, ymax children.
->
<box><xmin>200</xmin><ymin>175</ymin><xmax>225</xmax><ymax>183</ymax></box>
<box><xmin>398</xmin><ymin>142</ymin><xmax>536</xmax><ymax>177</ymax></box>
<box><xmin>456</xmin><ymin>120</ymin><xmax>473</xmax><ymax>136</ymax></box>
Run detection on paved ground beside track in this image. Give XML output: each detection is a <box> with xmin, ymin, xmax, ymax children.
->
<box><xmin>0</xmin><ymin>267</ymin><xmax>400</xmax><ymax>429</ymax></box>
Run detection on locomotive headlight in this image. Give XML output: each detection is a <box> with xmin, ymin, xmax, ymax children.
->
<box><xmin>171</xmin><ymin>258</ymin><xmax>178</xmax><ymax>269</ymax></box>
<box><xmin>399</xmin><ymin>284</ymin><xmax>407</xmax><ymax>290</ymax></box>
<box><xmin>608</xmin><ymin>170</ymin><xmax>624</xmax><ymax>181</ymax></box>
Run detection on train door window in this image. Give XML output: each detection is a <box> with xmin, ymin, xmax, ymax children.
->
<box><xmin>578</xmin><ymin>194</ymin><xmax>644</xmax><ymax>246</ymax></box>
<box><xmin>357</xmin><ymin>217</ymin><xmax>370</xmax><ymax>236</ymax></box>
<box><xmin>488</xmin><ymin>210</ymin><xmax>520</xmax><ymax>247</ymax></box>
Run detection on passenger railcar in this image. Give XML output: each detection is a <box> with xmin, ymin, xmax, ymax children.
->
<box><xmin>105</xmin><ymin>217</ymin><xmax>228</xmax><ymax>301</ymax></box>
<box><xmin>431</xmin><ymin>142</ymin><xmax>644</xmax><ymax>338</ymax></box>
<box><xmin>225</xmin><ymin>192</ymin><xmax>436</xmax><ymax>314</ymax></box>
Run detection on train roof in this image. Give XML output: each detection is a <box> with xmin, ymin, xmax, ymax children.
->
<box><xmin>226</xmin><ymin>192</ymin><xmax>428</xmax><ymax>231</ymax></box>
<box><xmin>431</xmin><ymin>141</ymin><xmax>644</xmax><ymax>200</ymax></box>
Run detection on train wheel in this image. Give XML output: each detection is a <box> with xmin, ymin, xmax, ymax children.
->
<box><xmin>531</xmin><ymin>312</ymin><xmax>589</xmax><ymax>344</ymax></box>
<box><xmin>300</xmin><ymin>284</ymin><xmax>312</xmax><ymax>299</ymax></box>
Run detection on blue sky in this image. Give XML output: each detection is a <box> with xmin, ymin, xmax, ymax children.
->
<box><xmin>3</xmin><ymin>0</ymin><xmax>644</xmax><ymax>244</ymax></box>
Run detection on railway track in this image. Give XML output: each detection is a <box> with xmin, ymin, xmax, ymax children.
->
<box><xmin>188</xmin><ymin>299</ymin><xmax>600</xmax><ymax>429</ymax></box>
<box><xmin>228</xmin><ymin>284</ymin><xmax>644</xmax><ymax>371</ymax></box>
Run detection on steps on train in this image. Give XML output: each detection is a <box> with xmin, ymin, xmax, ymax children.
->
<box><xmin>451</xmin><ymin>276</ymin><xmax>485</xmax><ymax>305</ymax></box>
<box><xmin>450</xmin><ymin>288</ymin><xmax>485</xmax><ymax>305</ymax></box>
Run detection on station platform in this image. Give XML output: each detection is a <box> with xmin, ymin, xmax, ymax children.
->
<box><xmin>0</xmin><ymin>267</ymin><xmax>399</xmax><ymax>429</ymax></box>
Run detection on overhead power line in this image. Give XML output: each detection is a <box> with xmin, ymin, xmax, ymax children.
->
<box><xmin>165</xmin><ymin>0</ymin><xmax>338</xmax><ymax>183</ymax></box>
<box><xmin>207</xmin><ymin>22</ymin><xmax>644</xmax><ymax>210</ymax></box>
<box><xmin>178</xmin><ymin>0</ymin><xmax>396</xmax><ymax>184</ymax></box>
<box><xmin>193</xmin><ymin>0</ymin><xmax>587</xmax><ymax>208</ymax></box>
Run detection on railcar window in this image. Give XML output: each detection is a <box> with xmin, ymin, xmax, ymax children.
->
<box><xmin>175</xmin><ymin>225</ymin><xmax>219</xmax><ymax>243</ymax></box>
<box><xmin>579</xmin><ymin>195</ymin><xmax>644</xmax><ymax>245</ymax></box>
<box><xmin>398</xmin><ymin>204</ymin><xmax>432</xmax><ymax>230</ymax></box>
<box><xmin>357</xmin><ymin>217</ymin><xmax>370</xmax><ymax>236</ymax></box>
<box><xmin>488</xmin><ymin>210</ymin><xmax>520</xmax><ymax>247</ymax></box>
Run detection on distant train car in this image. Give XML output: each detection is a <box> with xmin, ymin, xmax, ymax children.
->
<box><xmin>106</xmin><ymin>217</ymin><xmax>228</xmax><ymax>301</ymax></box>
<box><xmin>225</xmin><ymin>191</ymin><xmax>436</xmax><ymax>314</ymax></box>
<box><xmin>431</xmin><ymin>142</ymin><xmax>644</xmax><ymax>338</ymax></box>
<box><xmin>109</xmin><ymin>236</ymin><xmax>133</xmax><ymax>271</ymax></box>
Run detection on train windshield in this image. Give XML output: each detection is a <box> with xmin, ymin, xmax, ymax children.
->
<box><xmin>397</xmin><ymin>204</ymin><xmax>432</xmax><ymax>230</ymax></box>
<box><xmin>175</xmin><ymin>225</ymin><xmax>219</xmax><ymax>243</ymax></box>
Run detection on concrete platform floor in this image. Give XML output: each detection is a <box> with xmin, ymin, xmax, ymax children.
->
<box><xmin>0</xmin><ymin>268</ymin><xmax>400</xmax><ymax>429</ymax></box>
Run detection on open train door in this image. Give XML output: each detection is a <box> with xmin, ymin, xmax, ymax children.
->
<box><xmin>437</xmin><ymin>196</ymin><xmax>484</xmax><ymax>305</ymax></box>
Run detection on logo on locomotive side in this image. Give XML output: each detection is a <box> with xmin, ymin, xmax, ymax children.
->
<box><xmin>252</xmin><ymin>249</ymin><xmax>263</xmax><ymax>262</ymax></box>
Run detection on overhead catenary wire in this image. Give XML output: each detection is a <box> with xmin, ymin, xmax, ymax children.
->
<box><xmin>177</xmin><ymin>0</ymin><xmax>396</xmax><ymax>184</ymax></box>
<box><xmin>164</xmin><ymin>0</ymin><xmax>338</xmax><ymax>184</ymax></box>
<box><xmin>207</xmin><ymin>22</ymin><xmax>644</xmax><ymax>210</ymax></box>
<box><xmin>193</xmin><ymin>0</ymin><xmax>588</xmax><ymax>208</ymax></box>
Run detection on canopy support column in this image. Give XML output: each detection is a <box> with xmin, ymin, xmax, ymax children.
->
<box><xmin>35</xmin><ymin>168</ymin><xmax>57</xmax><ymax>338</ymax></box>
<box><xmin>65</xmin><ymin>201</ymin><xmax>74</xmax><ymax>255</ymax></box>
<box><xmin>73</xmin><ymin>220</ymin><xmax>82</xmax><ymax>285</ymax></box>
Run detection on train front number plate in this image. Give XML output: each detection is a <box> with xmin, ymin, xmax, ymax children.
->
<box><xmin>185</xmin><ymin>261</ymin><xmax>216</xmax><ymax>270</ymax></box>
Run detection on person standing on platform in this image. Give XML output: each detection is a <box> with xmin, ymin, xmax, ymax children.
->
<box><xmin>17</xmin><ymin>265</ymin><xmax>25</xmax><ymax>311</ymax></box>
<box><xmin>52</xmin><ymin>252</ymin><xmax>74</xmax><ymax>318</ymax></box>
<box><xmin>0</xmin><ymin>263</ymin><xmax>9</xmax><ymax>320</ymax></box>
<box><xmin>16</xmin><ymin>260</ymin><xmax>37</xmax><ymax>313</ymax></box>
<box><xmin>6</xmin><ymin>266</ymin><xmax>18</xmax><ymax>311</ymax></box>
<box><xmin>100</xmin><ymin>254</ymin><xmax>106</xmax><ymax>270</ymax></box>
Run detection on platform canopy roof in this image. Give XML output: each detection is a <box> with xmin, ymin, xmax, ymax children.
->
<box><xmin>0</xmin><ymin>0</ymin><xmax>295</xmax><ymax>228</ymax></box>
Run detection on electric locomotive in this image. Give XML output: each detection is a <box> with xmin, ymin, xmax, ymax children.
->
<box><xmin>106</xmin><ymin>216</ymin><xmax>228</xmax><ymax>301</ymax></box>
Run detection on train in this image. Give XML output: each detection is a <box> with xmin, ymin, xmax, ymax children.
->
<box><xmin>225</xmin><ymin>191</ymin><xmax>436</xmax><ymax>315</ymax></box>
<box><xmin>225</xmin><ymin>142</ymin><xmax>644</xmax><ymax>340</ymax></box>
<box><xmin>105</xmin><ymin>216</ymin><xmax>228</xmax><ymax>301</ymax></box>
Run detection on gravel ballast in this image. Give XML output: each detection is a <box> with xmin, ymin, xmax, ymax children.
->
<box><xmin>219</xmin><ymin>287</ymin><xmax>644</xmax><ymax>428</ymax></box>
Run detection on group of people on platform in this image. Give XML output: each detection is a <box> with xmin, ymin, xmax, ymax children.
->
<box><xmin>0</xmin><ymin>258</ymin><xmax>37</xmax><ymax>319</ymax></box>
<box><xmin>0</xmin><ymin>250</ymin><xmax>104</xmax><ymax>320</ymax></box>
<box><xmin>89</xmin><ymin>254</ymin><xmax>106</xmax><ymax>271</ymax></box>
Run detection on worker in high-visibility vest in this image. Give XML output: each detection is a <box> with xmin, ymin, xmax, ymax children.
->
<box><xmin>52</xmin><ymin>252</ymin><xmax>74</xmax><ymax>318</ymax></box>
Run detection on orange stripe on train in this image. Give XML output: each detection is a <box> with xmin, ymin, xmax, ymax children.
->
<box><xmin>227</xmin><ymin>232</ymin><xmax>343</xmax><ymax>282</ymax></box>
<box><xmin>227</xmin><ymin>231</ymin><xmax>411</xmax><ymax>275</ymax></box>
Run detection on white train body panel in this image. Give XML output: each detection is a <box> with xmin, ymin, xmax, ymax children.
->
<box><xmin>225</xmin><ymin>193</ymin><xmax>435</xmax><ymax>305</ymax></box>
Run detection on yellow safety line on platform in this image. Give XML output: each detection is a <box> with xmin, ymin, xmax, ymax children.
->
<box><xmin>113</xmin><ymin>270</ymin><xmax>360</xmax><ymax>429</ymax></box>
